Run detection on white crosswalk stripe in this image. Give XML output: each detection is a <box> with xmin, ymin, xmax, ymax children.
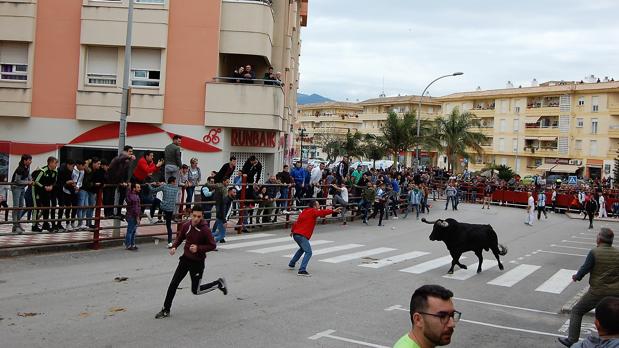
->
<box><xmin>399</xmin><ymin>256</ymin><xmax>463</xmax><ymax>274</ymax></box>
<box><xmin>487</xmin><ymin>264</ymin><xmax>541</xmax><ymax>287</ymax></box>
<box><xmin>224</xmin><ymin>233</ymin><xmax>275</xmax><ymax>242</ymax></box>
<box><xmin>218</xmin><ymin>237</ymin><xmax>291</xmax><ymax>250</ymax></box>
<box><xmin>359</xmin><ymin>251</ymin><xmax>429</xmax><ymax>269</ymax></box>
<box><xmin>249</xmin><ymin>240</ymin><xmax>333</xmax><ymax>254</ymax></box>
<box><xmin>283</xmin><ymin>244</ymin><xmax>364</xmax><ymax>258</ymax></box>
<box><xmin>443</xmin><ymin>260</ymin><xmax>498</xmax><ymax>280</ymax></box>
<box><xmin>535</xmin><ymin>269</ymin><xmax>576</xmax><ymax>294</ymax></box>
<box><xmin>320</xmin><ymin>247</ymin><xmax>396</xmax><ymax>264</ymax></box>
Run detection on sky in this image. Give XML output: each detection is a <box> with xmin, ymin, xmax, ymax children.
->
<box><xmin>298</xmin><ymin>0</ymin><xmax>619</xmax><ymax>102</ymax></box>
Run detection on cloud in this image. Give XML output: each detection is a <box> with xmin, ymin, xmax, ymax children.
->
<box><xmin>298</xmin><ymin>0</ymin><xmax>619</xmax><ymax>101</ymax></box>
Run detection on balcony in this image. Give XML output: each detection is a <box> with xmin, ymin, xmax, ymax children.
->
<box><xmin>76</xmin><ymin>90</ymin><xmax>164</xmax><ymax>123</ymax></box>
<box><xmin>524</xmin><ymin>106</ymin><xmax>560</xmax><ymax>117</ymax></box>
<box><xmin>220</xmin><ymin>0</ymin><xmax>274</xmax><ymax>62</ymax></box>
<box><xmin>469</xmin><ymin>108</ymin><xmax>495</xmax><ymax>118</ymax></box>
<box><xmin>205</xmin><ymin>79</ymin><xmax>284</xmax><ymax>131</ymax></box>
<box><xmin>471</xmin><ymin>126</ymin><xmax>494</xmax><ymax>136</ymax></box>
<box><xmin>523</xmin><ymin>146</ymin><xmax>559</xmax><ymax>156</ymax></box>
<box><xmin>80</xmin><ymin>2</ymin><xmax>168</xmax><ymax>48</ymax></box>
<box><xmin>0</xmin><ymin>86</ymin><xmax>31</xmax><ymax>117</ymax></box>
<box><xmin>0</xmin><ymin>1</ymin><xmax>36</xmax><ymax>42</ymax></box>
<box><xmin>524</xmin><ymin>125</ymin><xmax>560</xmax><ymax>136</ymax></box>
<box><xmin>609</xmin><ymin>125</ymin><xmax>619</xmax><ymax>138</ymax></box>
<box><xmin>610</xmin><ymin>106</ymin><xmax>619</xmax><ymax>116</ymax></box>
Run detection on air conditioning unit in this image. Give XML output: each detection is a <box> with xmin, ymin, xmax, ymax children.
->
<box><xmin>569</xmin><ymin>159</ymin><xmax>583</xmax><ymax>166</ymax></box>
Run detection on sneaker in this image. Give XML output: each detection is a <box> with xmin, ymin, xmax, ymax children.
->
<box><xmin>557</xmin><ymin>337</ymin><xmax>576</xmax><ymax>347</ymax></box>
<box><xmin>130</xmin><ymin>246</ymin><xmax>138</xmax><ymax>251</ymax></box>
<box><xmin>155</xmin><ymin>308</ymin><xmax>170</xmax><ymax>319</ymax></box>
<box><xmin>392</xmin><ymin>216</ymin><xmax>398</xmax><ymax>220</ymax></box>
<box><xmin>155</xmin><ymin>220</ymin><xmax>164</xmax><ymax>224</ymax></box>
<box><xmin>288</xmin><ymin>264</ymin><xmax>295</xmax><ymax>269</ymax></box>
<box><xmin>297</xmin><ymin>270</ymin><xmax>311</xmax><ymax>277</ymax></box>
<box><xmin>12</xmin><ymin>226</ymin><xmax>25</xmax><ymax>234</ymax></box>
<box><xmin>167</xmin><ymin>242</ymin><xmax>173</xmax><ymax>248</ymax></box>
<box><xmin>282</xmin><ymin>210</ymin><xmax>291</xmax><ymax>214</ymax></box>
<box><xmin>363</xmin><ymin>220</ymin><xmax>368</xmax><ymax>225</ymax></box>
<box><xmin>218</xmin><ymin>278</ymin><xmax>228</xmax><ymax>295</ymax></box>
<box><xmin>31</xmin><ymin>225</ymin><xmax>42</xmax><ymax>232</ymax></box>
<box><xmin>219</xmin><ymin>239</ymin><xmax>226</xmax><ymax>243</ymax></box>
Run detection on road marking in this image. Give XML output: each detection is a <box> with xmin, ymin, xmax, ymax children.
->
<box><xmin>580</xmin><ymin>232</ymin><xmax>597</xmax><ymax>236</ymax></box>
<box><xmin>358</xmin><ymin>251</ymin><xmax>429</xmax><ymax>269</ymax></box>
<box><xmin>223</xmin><ymin>233</ymin><xmax>275</xmax><ymax>242</ymax></box>
<box><xmin>487</xmin><ymin>264</ymin><xmax>541</xmax><ymax>287</ymax></box>
<box><xmin>320</xmin><ymin>247</ymin><xmax>397</xmax><ymax>263</ymax></box>
<box><xmin>218</xmin><ymin>237</ymin><xmax>291</xmax><ymax>250</ymax></box>
<box><xmin>535</xmin><ymin>269</ymin><xmax>575</xmax><ymax>294</ymax></box>
<box><xmin>551</xmin><ymin>244</ymin><xmax>590</xmax><ymax>251</ymax></box>
<box><xmin>561</xmin><ymin>240</ymin><xmax>595</xmax><ymax>246</ymax></box>
<box><xmin>308</xmin><ymin>329</ymin><xmax>389</xmax><ymax>348</ymax></box>
<box><xmin>451</xmin><ymin>298</ymin><xmax>557</xmax><ymax>315</ymax></box>
<box><xmin>571</xmin><ymin>236</ymin><xmax>594</xmax><ymax>240</ymax></box>
<box><xmin>537</xmin><ymin>250</ymin><xmax>587</xmax><ymax>257</ymax></box>
<box><xmin>443</xmin><ymin>260</ymin><xmax>498</xmax><ymax>280</ymax></box>
<box><xmin>283</xmin><ymin>244</ymin><xmax>364</xmax><ymax>257</ymax></box>
<box><xmin>399</xmin><ymin>255</ymin><xmax>462</xmax><ymax>274</ymax></box>
<box><xmin>248</xmin><ymin>240</ymin><xmax>333</xmax><ymax>254</ymax></box>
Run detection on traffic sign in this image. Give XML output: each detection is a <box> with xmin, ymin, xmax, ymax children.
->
<box><xmin>568</xmin><ymin>176</ymin><xmax>577</xmax><ymax>185</ymax></box>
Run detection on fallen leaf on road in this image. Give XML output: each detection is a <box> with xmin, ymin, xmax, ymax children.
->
<box><xmin>114</xmin><ymin>277</ymin><xmax>128</xmax><ymax>282</ymax></box>
<box><xmin>17</xmin><ymin>312</ymin><xmax>40</xmax><ymax>317</ymax></box>
<box><xmin>108</xmin><ymin>307</ymin><xmax>126</xmax><ymax>313</ymax></box>
<box><xmin>79</xmin><ymin>312</ymin><xmax>91</xmax><ymax>318</ymax></box>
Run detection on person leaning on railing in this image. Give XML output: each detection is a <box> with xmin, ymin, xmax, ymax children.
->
<box><xmin>10</xmin><ymin>154</ymin><xmax>32</xmax><ymax>234</ymax></box>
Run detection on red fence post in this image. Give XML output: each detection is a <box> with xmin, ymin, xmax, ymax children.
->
<box><xmin>91</xmin><ymin>188</ymin><xmax>103</xmax><ymax>250</ymax></box>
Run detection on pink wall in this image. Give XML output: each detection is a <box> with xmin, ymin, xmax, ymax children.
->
<box><xmin>31</xmin><ymin>0</ymin><xmax>81</xmax><ymax>118</ymax></box>
<box><xmin>164</xmin><ymin>0</ymin><xmax>221</xmax><ymax>125</ymax></box>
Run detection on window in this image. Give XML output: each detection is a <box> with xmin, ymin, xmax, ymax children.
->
<box><xmin>576</xmin><ymin>118</ymin><xmax>584</xmax><ymax>128</ymax></box>
<box><xmin>575</xmin><ymin>140</ymin><xmax>582</xmax><ymax>150</ymax></box>
<box><xmin>498</xmin><ymin>138</ymin><xmax>505</xmax><ymax>152</ymax></box>
<box><xmin>86</xmin><ymin>46</ymin><xmax>118</xmax><ymax>86</ymax></box>
<box><xmin>131</xmin><ymin>48</ymin><xmax>161</xmax><ymax>87</ymax></box>
<box><xmin>0</xmin><ymin>42</ymin><xmax>28</xmax><ymax>81</ymax></box>
<box><xmin>501</xmin><ymin>157</ymin><xmax>508</xmax><ymax>166</ymax></box>
<box><xmin>513</xmin><ymin>118</ymin><xmax>519</xmax><ymax>131</ymax></box>
<box><xmin>514</xmin><ymin>106</ymin><xmax>520</xmax><ymax>114</ymax></box>
<box><xmin>589</xmin><ymin>140</ymin><xmax>598</xmax><ymax>156</ymax></box>
<box><xmin>499</xmin><ymin>119</ymin><xmax>506</xmax><ymax>132</ymax></box>
<box><xmin>512</xmin><ymin>138</ymin><xmax>518</xmax><ymax>152</ymax></box>
<box><xmin>578</xmin><ymin>97</ymin><xmax>585</xmax><ymax>106</ymax></box>
<box><xmin>427</xmin><ymin>106</ymin><xmax>433</xmax><ymax>113</ymax></box>
<box><xmin>135</xmin><ymin>0</ymin><xmax>164</xmax><ymax>3</ymax></box>
<box><xmin>501</xmin><ymin>100</ymin><xmax>508</xmax><ymax>113</ymax></box>
<box><xmin>592</xmin><ymin>96</ymin><xmax>599</xmax><ymax>112</ymax></box>
<box><xmin>605</xmin><ymin>164</ymin><xmax>611</xmax><ymax>175</ymax></box>
<box><xmin>591</xmin><ymin>118</ymin><xmax>598</xmax><ymax>134</ymax></box>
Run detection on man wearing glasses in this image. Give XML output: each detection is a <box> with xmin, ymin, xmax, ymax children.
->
<box><xmin>394</xmin><ymin>284</ymin><xmax>460</xmax><ymax>348</ymax></box>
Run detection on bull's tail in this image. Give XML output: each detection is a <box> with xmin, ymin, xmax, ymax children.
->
<box><xmin>498</xmin><ymin>244</ymin><xmax>508</xmax><ymax>256</ymax></box>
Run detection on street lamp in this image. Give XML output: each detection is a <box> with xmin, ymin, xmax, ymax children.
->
<box><xmin>298</xmin><ymin>128</ymin><xmax>306</xmax><ymax>164</ymax></box>
<box><xmin>416</xmin><ymin>72</ymin><xmax>463</xmax><ymax>171</ymax></box>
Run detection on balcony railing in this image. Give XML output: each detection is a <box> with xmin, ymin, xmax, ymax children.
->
<box><xmin>609</xmin><ymin>125</ymin><xmax>619</xmax><ymax>138</ymax></box>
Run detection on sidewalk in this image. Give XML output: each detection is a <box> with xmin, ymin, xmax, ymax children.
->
<box><xmin>565</xmin><ymin>212</ymin><xmax>619</xmax><ymax>223</ymax></box>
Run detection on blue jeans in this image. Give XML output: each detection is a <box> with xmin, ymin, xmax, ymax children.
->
<box><xmin>211</xmin><ymin>218</ymin><xmax>227</xmax><ymax>242</ymax></box>
<box><xmin>358</xmin><ymin>200</ymin><xmax>371</xmax><ymax>221</ymax></box>
<box><xmin>85</xmin><ymin>192</ymin><xmax>97</xmax><ymax>224</ymax></box>
<box><xmin>76</xmin><ymin>190</ymin><xmax>89</xmax><ymax>224</ymax></box>
<box><xmin>445</xmin><ymin>196</ymin><xmax>455</xmax><ymax>210</ymax></box>
<box><xmin>404</xmin><ymin>203</ymin><xmax>420</xmax><ymax>219</ymax></box>
<box><xmin>11</xmin><ymin>186</ymin><xmax>26</xmax><ymax>226</ymax></box>
<box><xmin>289</xmin><ymin>233</ymin><xmax>312</xmax><ymax>272</ymax></box>
<box><xmin>125</xmin><ymin>216</ymin><xmax>138</xmax><ymax>247</ymax></box>
<box><xmin>278</xmin><ymin>187</ymin><xmax>289</xmax><ymax>209</ymax></box>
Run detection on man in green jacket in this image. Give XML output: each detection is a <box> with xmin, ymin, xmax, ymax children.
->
<box><xmin>559</xmin><ymin>228</ymin><xmax>619</xmax><ymax>347</ymax></box>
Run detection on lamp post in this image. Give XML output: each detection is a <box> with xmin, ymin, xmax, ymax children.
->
<box><xmin>298</xmin><ymin>128</ymin><xmax>306</xmax><ymax>164</ymax></box>
<box><xmin>416</xmin><ymin>72</ymin><xmax>463</xmax><ymax>171</ymax></box>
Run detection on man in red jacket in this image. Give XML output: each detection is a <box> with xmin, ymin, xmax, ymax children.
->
<box><xmin>155</xmin><ymin>206</ymin><xmax>228</xmax><ymax>319</ymax></box>
<box><xmin>132</xmin><ymin>151</ymin><xmax>164</xmax><ymax>183</ymax></box>
<box><xmin>288</xmin><ymin>200</ymin><xmax>342</xmax><ymax>276</ymax></box>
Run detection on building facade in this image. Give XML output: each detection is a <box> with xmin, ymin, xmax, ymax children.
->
<box><xmin>0</xmin><ymin>0</ymin><xmax>308</xmax><ymax>181</ymax></box>
<box><xmin>440</xmin><ymin>81</ymin><xmax>619</xmax><ymax>178</ymax></box>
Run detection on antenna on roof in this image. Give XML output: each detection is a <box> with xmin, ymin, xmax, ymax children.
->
<box><xmin>476</xmin><ymin>86</ymin><xmax>481</xmax><ymax>91</ymax></box>
<box><xmin>506</xmin><ymin>81</ymin><xmax>514</xmax><ymax>88</ymax></box>
<box><xmin>531</xmin><ymin>78</ymin><xmax>538</xmax><ymax>87</ymax></box>
<box><xmin>379</xmin><ymin>76</ymin><xmax>386</xmax><ymax>98</ymax></box>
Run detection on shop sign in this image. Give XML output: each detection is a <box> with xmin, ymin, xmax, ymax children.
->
<box><xmin>231</xmin><ymin>129</ymin><xmax>276</xmax><ymax>148</ymax></box>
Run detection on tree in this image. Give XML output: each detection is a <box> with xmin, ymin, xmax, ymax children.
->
<box><xmin>362</xmin><ymin>134</ymin><xmax>387</xmax><ymax>169</ymax></box>
<box><xmin>314</xmin><ymin>131</ymin><xmax>344</xmax><ymax>163</ymax></box>
<box><xmin>380</xmin><ymin>112</ymin><xmax>415</xmax><ymax>167</ymax></box>
<box><xmin>496</xmin><ymin>164</ymin><xmax>515</xmax><ymax>181</ymax></box>
<box><xmin>342</xmin><ymin>130</ymin><xmax>364</xmax><ymax>161</ymax></box>
<box><xmin>432</xmin><ymin>107</ymin><xmax>488</xmax><ymax>173</ymax></box>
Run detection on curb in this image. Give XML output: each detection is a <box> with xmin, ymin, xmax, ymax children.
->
<box><xmin>561</xmin><ymin>286</ymin><xmax>595</xmax><ymax>316</ymax></box>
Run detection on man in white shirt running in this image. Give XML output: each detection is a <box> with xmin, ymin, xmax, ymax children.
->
<box><xmin>599</xmin><ymin>194</ymin><xmax>608</xmax><ymax>218</ymax></box>
<box><xmin>525</xmin><ymin>192</ymin><xmax>535</xmax><ymax>226</ymax></box>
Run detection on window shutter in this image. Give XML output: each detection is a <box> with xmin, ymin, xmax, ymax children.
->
<box><xmin>87</xmin><ymin>47</ymin><xmax>118</xmax><ymax>75</ymax></box>
<box><xmin>131</xmin><ymin>48</ymin><xmax>161</xmax><ymax>70</ymax></box>
<box><xmin>0</xmin><ymin>42</ymin><xmax>28</xmax><ymax>64</ymax></box>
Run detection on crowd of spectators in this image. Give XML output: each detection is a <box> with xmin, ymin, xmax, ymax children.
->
<box><xmin>231</xmin><ymin>64</ymin><xmax>282</xmax><ymax>85</ymax></box>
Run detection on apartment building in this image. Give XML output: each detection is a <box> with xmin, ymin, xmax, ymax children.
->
<box><xmin>0</xmin><ymin>0</ymin><xmax>308</xmax><ymax>180</ymax></box>
<box><xmin>297</xmin><ymin>95</ymin><xmax>441</xmax><ymax>165</ymax></box>
<box><xmin>440</xmin><ymin>81</ymin><xmax>619</xmax><ymax>178</ymax></box>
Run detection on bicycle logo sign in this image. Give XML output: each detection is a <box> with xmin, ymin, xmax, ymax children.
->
<box><xmin>203</xmin><ymin>128</ymin><xmax>222</xmax><ymax>144</ymax></box>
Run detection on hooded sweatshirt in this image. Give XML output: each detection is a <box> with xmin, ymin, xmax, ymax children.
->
<box><xmin>171</xmin><ymin>220</ymin><xmax>217</xmax><ymax>261</ymax></box>
<box><xmin>572</xmin><ymin>336</ymin><xmax>619</xmax><ymax>348</ymax></box>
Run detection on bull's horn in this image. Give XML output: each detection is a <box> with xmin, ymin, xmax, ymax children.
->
<box><xmin>438</xmin><ymin>220</ymin><xmax>449</xmax><ymax>228</ymax></box>
<box><xmin>421</xmin><ymin>218</ymin><xmax>435</xmax><ymax>224</ymax></box>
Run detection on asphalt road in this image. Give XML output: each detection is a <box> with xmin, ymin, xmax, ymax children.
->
<box><xmin>1</xmin><ymin>202</ymin><xmax>611</xmax><ymax>348</ymax></box>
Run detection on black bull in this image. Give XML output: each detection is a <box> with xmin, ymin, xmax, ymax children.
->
<box><xmin>421</xmin><ymin>218</ymin><xmax>508</xmax><ymax>274</ymax></box>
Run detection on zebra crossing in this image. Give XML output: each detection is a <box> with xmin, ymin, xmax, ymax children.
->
<box><xmin>219</xmin><ymin>233</ymin><xmax>578</xmax><ymax>295</ymax></box>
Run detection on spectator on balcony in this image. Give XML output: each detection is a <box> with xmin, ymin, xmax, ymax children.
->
<box><xmin>232</xmin><ymin>66</ymin><xmax>244</xmax><ymax>82</ymax></box>
<box><xmin>242</xmin><ymin>64</ymin><xmax>256</xmax><ymax>83</ymax></box>
<box><xmin>274</xmin><ymin>72</ymin><xmax>283</xmax><ymax>86</ymax></box>
<box><xmin>263</xmin><ymin>67</ymin><xmax>276</xmax><ymax>85</ymax></box>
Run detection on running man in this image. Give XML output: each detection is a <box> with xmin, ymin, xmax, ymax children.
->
<box><xmin>155</xmin><ymin>206</ymin><xmax>228</xmax><ymax>319</ymax></box>
<box><xmin>288</xmin><ymin>200</ymin><xmax>341</xmax><ymax>276</ymax></box>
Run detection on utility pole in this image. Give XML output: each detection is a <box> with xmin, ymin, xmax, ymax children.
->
<box><xmin>113</xmin><ymin>0</ymin><xmax>134</xmax><ymax>238</ymax></box>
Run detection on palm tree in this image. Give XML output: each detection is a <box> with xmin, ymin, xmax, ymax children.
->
<box><xmin>380</xmin><ymin>112</ymin><xmax>415</xmax><ymax>167</ymax></box>
<box><xmin>432</xmin><ymin>107</ymin><xmax>488</xmax><ymax>173</ymax></box>
<box><xmin>343</xmin><ymin>130</ymin><xmax>364</xmax><ymax>161</ymax></box>
<box><xmin>362</xmin><ymin>134</ymin><xmax>387</xmax><ymax>169</ymax></box>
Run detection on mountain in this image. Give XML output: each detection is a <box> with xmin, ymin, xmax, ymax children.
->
<box><xmin>297</xmin><ymin>93</ymin><xmax>333</xmax><ymax>105</ymax></box>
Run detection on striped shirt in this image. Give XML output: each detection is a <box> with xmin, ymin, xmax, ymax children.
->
<box><xmin>150</xmin><ymin>184</ymin><xmax>180</xmax><ymax>212</ymax></box>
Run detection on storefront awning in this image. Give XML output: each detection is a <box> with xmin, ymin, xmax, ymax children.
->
<box><xmin>525</xmin><ymin>136</ymin><xmax>539</xmax><ymax>140</ymax></box>
<box><xmin>539</xmin><ymin>136</ymin><xmax>558</xmax><ymax>141</ymax></box>
<box><xmin>551</xmin><ymin>164</ymin><xmax>581</xmax><ymax>173</ymax></box>
<box><xmin>536</xmin><ymin>163</ymin><xmax>556</xmax><ymax>171</ymax></box>
<box><xmin>525</xmin><ymin>116</ymin><xmax>542</xmax><ymax>124</ymax></box>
